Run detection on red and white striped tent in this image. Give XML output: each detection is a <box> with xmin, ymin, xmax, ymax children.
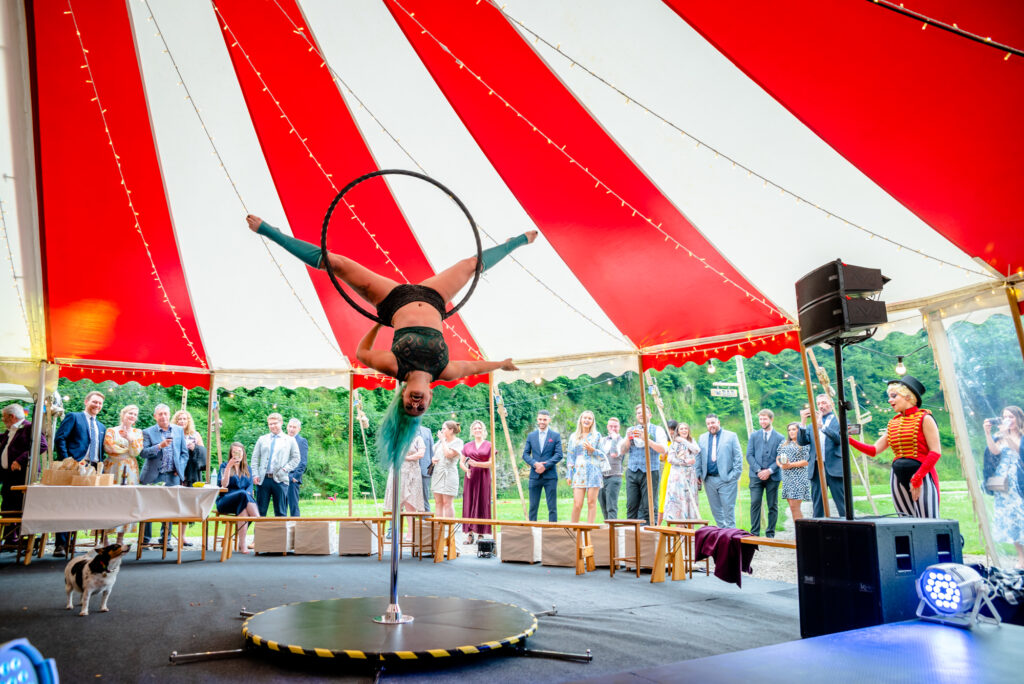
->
<box><xmin>1</xmin><ymin>0</ymin><xmax>1022</xmax><ymax>393</ymax></box>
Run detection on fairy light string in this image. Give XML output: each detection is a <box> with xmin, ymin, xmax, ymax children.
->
<box><xmin>141</xmin><ymin>0</ymin><xmax>343</xmax><ymax>361</ymax></box>
<box><xmin>387</xmin><ymin>0</ymin><xmax>791</xmax><ymax>319</ymax></box>
<box><xmin>64</xmin><ymin>1</ymin><xmax>206</xmax><ymax>368</ymax></box>
<box><xmin>496</xmin><ymin>5</ymin><xmax>994</xmax><ymax>279</ymax></box>
<box><xmin>212</xmin><ymin>3</ymin><xmax>485</xmax><ymax>361</ymax></box>
<box><xmin>265</xmin><ymin>0</ymin><xmax>626</xmax><ymax>346</ymax></box>
<box><xmin>0</xmin><ymin>197</ymin><xmax>30</xmax><ymax>337</ymax></box>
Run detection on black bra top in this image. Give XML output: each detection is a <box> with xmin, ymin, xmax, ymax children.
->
<box><xmin>392</xmin><ymin>326</ymin><xmax>449</xmax><ymax>382</ymax></box>
<box><xmin>375</xmin><ymin>284</ymin><xmax>447</xmax><ymax>327</ymax></box>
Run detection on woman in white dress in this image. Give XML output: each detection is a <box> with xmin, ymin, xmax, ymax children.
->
<box><xmin>384</xmin><ymin>433</ymin><xmax>427</xmax><ymax>537</ymax></box>
<box><xmin>430</xmin><ymin>420</ymin><xmax>464</xmax><ymax>518</ymax></box>
<box><xmin>102</xmin><ymin>404</ymin><xmax>144</xmax><ymax>544</ymax></box>
<box><xmin>566</xmin><ymin>410</ymin><xmax>605</xmax><ymax>524</ymax></box>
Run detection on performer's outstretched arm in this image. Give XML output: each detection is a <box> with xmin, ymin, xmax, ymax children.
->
<box><xmin>356</xmin><ymin>324</ymin><xmax>398</xmax><ymax>377</ymax></box>
<box><xmin>439</xmin><ymin>358</ymin><xmax>518</xmax><ymax>382</ymax></box>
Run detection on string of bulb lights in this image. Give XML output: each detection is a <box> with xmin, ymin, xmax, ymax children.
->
<box><xmin>867</xmin><ymin>0</ymin><xmax>1024</xmax><ymax>59</ymax></box>
<box><xmin>262</xmin><ymin>0</ymin><xmax>626</xmax><ymax>347</ymax></box>
<box><xmin>213</xmin><ymin>4</ymin><xmax>489</xmax><ymax>362</ymax></box>
<box><xmin>63</xmin><ymin>1</ymin><xmax>206</xmax><ymax>369</ymax></box>
<box><xmin>0</xmin><ymin>197</ymin><xmax>30</xmax><ymax>338</ymax></box>
<box><xmin>388</xmin><ymin>0</ymin><xmax>794</xmax><ymax>321</ymax></box>
<box><xmin>496</xmin><ymin>5</ymin><xmax>995</xmax><ymax>280</ymax></box>
<box><xmin>139</xmin><ymin>0</ymin><xmax>345</xmax><ymax>363</ymax></box>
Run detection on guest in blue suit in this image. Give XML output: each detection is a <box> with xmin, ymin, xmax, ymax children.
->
<box><xmin>286</xmin><ymin>418</ymin><xmax>308</xmax><ymax>517</ymax></box>
<box><xmin>798</xmin><ymin>394</ymin><xmax>847</xmax><ymax>518</ymax></box>
<box><xmin>522</xmin><ymin>410</ymin><xmax>563</xmax><ymax>521</ymax></box>
<box><xmin>140</xmin><ymin>403</ymin><xmax>189</xmax><ymax>547</ymax></box>
<box><xmin>746</xmin><ymin>409</ymin><xmax>784</xmax><ymax>537</ymax></box>
<box><xmin>51</xmin><ymin>391</ymin><xmax>106</xmax><ymax>555</ymax></box>
<box><xmin>697</xmin><ymin>414</ymin><xmax>743</xmax><ymax>528</ymax></box>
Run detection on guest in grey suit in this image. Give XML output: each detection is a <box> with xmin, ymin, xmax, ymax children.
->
<box><xmin>140</xmin><ymin>403</ymin><xmax>190</xmax><ymax>547</ymax></box>
<box><xmin>417</xmin><ymin>425</ymin><xmax>433</xmax><ymax>512</ymax></box>
<box><xmin>746</xmin><ymin>409</ymin><xmax>784</xmax><ymax>537</ymax></box>
<box><xmin>697</xmin><ymin>414</ymin><xmax>743</xmax><ymax>528</ymax></box>
<box><xmin>798</xmin><ymin>394</ymin><xmax>847</xmax><ymax>518</ymax></box>
<box><xmin>251</xmin><ymin>412</ymin><xmax>301</xmax><ymax>517</ymax></box>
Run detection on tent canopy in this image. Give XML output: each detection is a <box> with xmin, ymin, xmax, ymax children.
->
<box><xmin>1</xmin><ymin>0</ymin><xmax>1021</xmax><ymax>389</ymax></box>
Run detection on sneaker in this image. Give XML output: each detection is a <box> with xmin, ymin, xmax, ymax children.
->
<box><xmin>182</xmin><ymin>540</ymin><xmax>194</xmax><ymax>547</ymax></box>
<box><xmin>52</xmin><ymin>546</ymin><xmax>66</xmax><ymax>557</ymax></box>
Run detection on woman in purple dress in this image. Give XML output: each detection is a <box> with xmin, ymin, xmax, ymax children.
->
<box><xmin>460</xmin><ymin>420</ymin><xmax>493</xmax><ymax>543</ymax></box>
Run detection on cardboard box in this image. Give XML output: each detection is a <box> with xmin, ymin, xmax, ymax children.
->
<box><xmin>254</xmin><ymin>520</ymin><xmax>294</xmax><ymax>554</ymax></box>
<box><xmin>623</xmin><ymin>527</ymin><xmax>659</xmax><ymax>571</ymax></box>
<box><xmin>500</xmin><ymin>526</ymin><xmax>540</xmax><ymax>564</ymax></box>
<box><xmin>542</xmin><ymin>527</ymin><xmax>580</xmax><ymax>567</ymax></box>
<box><xmin>338</xmin><ymin>520</ymin><xmax>376</xmax><ymax>556</ymax></box>
<box><xmin>41</xmin><ymin>469</ymin><xmax>75</xmax><ymax>485</ymax></box>
<box><xmin>70</xmin><ymin>474</ymin><xmax>116</xmax><ymax>486</ymax></box>
<box><xmin>589</xmin><ymin>525</ymin><xmax>612</xmax><ymax>568</ymax></box>
<box><xmin>294</xmin><ymin>521</ymin><xmax>337</xmax><ymax>555</ymax></box>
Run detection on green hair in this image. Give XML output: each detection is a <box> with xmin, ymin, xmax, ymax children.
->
<box><xmin>376</xmin><ymin>385</ymin><xmax>423</xmax><ymax>475</ymax></box>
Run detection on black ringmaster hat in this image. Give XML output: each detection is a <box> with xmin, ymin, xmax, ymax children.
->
<box><xmin>888</xmin><ymin>375</ymin><xmax>926</xmax><ymax>406</ymax></box>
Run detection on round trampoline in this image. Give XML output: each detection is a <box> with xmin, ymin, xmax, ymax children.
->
<box><xmin>242</xmin><ymin>596</ymin><xmax>537</xmax><ymax>664</ymax></box>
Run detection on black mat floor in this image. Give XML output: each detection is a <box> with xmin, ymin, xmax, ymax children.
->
<box><xmin>0</xmin><ymin>549</ymin><xmax>799</xmax><ymax>683</ymax></box>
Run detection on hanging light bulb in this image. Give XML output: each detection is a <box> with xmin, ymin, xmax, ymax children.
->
<box><xmin>764</xmin><ymin>360</ymin><xmax>770</xmax><ymax>367</ymax></box>
<box><xmin>707</xmin><ymin>363</ymin><xmax>716</xmax><ymax>374</ymax></box>
<box><xmin>895</xmin><ymin>356</ymin><xmax>907</xmax><ymax>376</ymax></box>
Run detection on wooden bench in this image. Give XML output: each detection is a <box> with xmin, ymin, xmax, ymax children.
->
<box><xmin>429</xmin><ymin>517</ymin><xmax>603</xmax><ymax>575</ymax></box>
<box><xmin>739</xmin><ymin>535</ymin><xmax>797</xmax><ymax>549</ymax></box>
<box><xmin>399</xmin><ymin>511</ymin><xmax>434</xmax><ymax>560</ymax></box>
<box><xmin>666</xmin><ymin>518</ymin><xmax>710</xmax><ymax>578</ymax></box>
<box><xmin>645</xmin><ymin>526</ymin><xmax>796</xmax><ymax>583</ymax></box>
<box><xmin>605</xmin><ymin>519</ymin><xmax>646</xmax><ymax>578</ymax></box>
<box><xmin>135</xmin><ymin>518</ymin><xmax>206</xmax><ymax>564</ymax></box>
<box><xmin>207</xmin><ymin>516</ymin><xmax>391</xmax><ymax>562</ymax></box>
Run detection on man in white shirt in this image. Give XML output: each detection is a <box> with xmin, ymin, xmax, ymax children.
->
<box><xmin>252</xmin><ymin>412</ymin><xmax>300</xmax><ymax>517</ymax></box>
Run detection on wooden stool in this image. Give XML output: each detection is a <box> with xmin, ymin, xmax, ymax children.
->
<box><xmin>666</xmin><ymin>518</ymin><xmax>709</xmax><ymax>578</ymax></box>
<box><xmin>606</xmin><ymin>519</ymin><xmax>645</xmax><ymax>578</ymax></box>
<box><xmin>400</xmin><ymin>511</ymin><xmax>433</xmax><ymax>560</ymax></box>
<box><xmin>645</xmin><ymin>526</ymin><xmax>687</xmax><ymax>583</ymax></box>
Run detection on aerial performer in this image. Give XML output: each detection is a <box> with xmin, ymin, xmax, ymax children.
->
<box><xmin>245</xmin><ymin>213</ymin><xmax>531</xmax><ymax>414</ymax></box>
<box><xmin>847</xmin><ymin>375</ymin><xmax>941</xmax><ymax>518</ymax></box>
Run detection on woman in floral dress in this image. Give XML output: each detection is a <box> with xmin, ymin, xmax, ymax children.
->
<box><xmin>567</xmin><ymin>410</ymin><xmax>605</xmax><ymax>524</ymax></box>
<box><xmin>662</xmin><ymin>422</ymin><xmax>701</xmax><ymax>521</ymax></box>
<box><xmin>102</xmin><ymin>404</ymin><xmax>144</xmax><ymax>544</ymax></box>
<box><xmin>777</xmin><ymin>422</ymin><xmax>811</xmax><ymax>523</ymax></box>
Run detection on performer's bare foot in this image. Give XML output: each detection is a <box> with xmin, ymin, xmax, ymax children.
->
<box><xmin>524</xmin><ymin>230</ymin><xmax>538</xmax><ymax>244</ymax></box>
<box><xmin>246</xmin><ymin>214</ymin><xmax>262</xmax><ymax>232</ymax></box>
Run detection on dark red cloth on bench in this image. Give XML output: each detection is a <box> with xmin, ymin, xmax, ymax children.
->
<box><xmin>694</xmin><ymin>526</ymin><xmax>756</xmax><ymax>587</ymax></box>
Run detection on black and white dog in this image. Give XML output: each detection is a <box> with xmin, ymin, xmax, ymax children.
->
<box><xmin>64</xmin><ymin>543</ymin><xmax>130</xmax><ymax>616</ymax></box>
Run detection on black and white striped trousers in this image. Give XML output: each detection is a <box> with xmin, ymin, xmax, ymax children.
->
<box><xmin>891</xmin><ymin>469</ymin><xmax>940</xmax><ymax>518</ymax></box>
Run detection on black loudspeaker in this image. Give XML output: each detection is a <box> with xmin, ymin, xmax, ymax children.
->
<box><xmin>796</xmin><ymin>517</ymin><xmax>962</xmax><ymax>638</ymax></box>
<box><xmin>794</xmin><ymin>259</ymin><xmax>889</xmax><ymax>347</ymax></box>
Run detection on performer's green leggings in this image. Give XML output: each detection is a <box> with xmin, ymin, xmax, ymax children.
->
<box><xmin>257</xmin><ymin>221</ymin><xmax>529</xmax><ymax>273</ymax></box>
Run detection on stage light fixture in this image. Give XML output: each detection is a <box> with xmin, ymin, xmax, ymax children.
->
<box><xmin>0</xmin><ymin>639</ymin><xmax>57</xmax><ymax>683</ymax></box>
<box><xmin>915</xmin><ymin>563</ymin><xmax>1001</xmax><ymax>629</ymax></box>
<box><xmin>895</xmin><ymin>356</ymin><xmax>907</xmax><ymax>376</ymax></box>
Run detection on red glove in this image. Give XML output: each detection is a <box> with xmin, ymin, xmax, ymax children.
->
<box><xmin>910</xmin><ymin>451</ymin><xmax>941</xmax><ymax>488</ymax></box>
<box><xmin>848</xmin><ymin>437</ymin><xmax>877</xmax><ymax>457</ymax></box>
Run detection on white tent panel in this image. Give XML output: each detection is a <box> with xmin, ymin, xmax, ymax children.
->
<box><xmin>300</xmin><ymin>0</ymin><xmax>633</xmax><ymax>360</ymax></box>
<box><xmin>128</xmin><ymin>0</ymin><xmax>348</xmax><ymax>373</ymax></box>
<box><xmin>510</xmin><ymin>0</ymin><xmax>990</xmax><ymax>318</ymax></box>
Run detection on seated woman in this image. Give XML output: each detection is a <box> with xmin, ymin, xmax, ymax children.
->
<box><xmin>173</xmin><ymin>409</ymin><xmax>207</xmax><ymax>487</ymax></box>
<box><xmin>246</xmin><ymin>214</ymin><xmax>532</xmax><ymax>417</ymax></box>
<box><xmin>776</xmin><ymin>422</ymin><xmax>811</xmax><ymax>523</ymax></box>
<box><xmin>849</xmin><ymin>376</ymin><xmax>941</xmax><ymax>518</ymax></box>
<box><xmin>566</xmin><ymin>411</ymin><xmax>604</xmax><ymax>524</ymax></box>
<box><xmin>216</xmin><ymin>442</ymin><xmax>260</xmax><ymax>554</ymax></box>
<box><xmin>983</xmin><ymin>406</ymin><xmax>1024</xmax><ymax>569</ymax></box>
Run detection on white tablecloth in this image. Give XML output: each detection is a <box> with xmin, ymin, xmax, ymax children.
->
<box><xmin>20</xmin><ymin>485</ymin><xmax>221</xmax><ymax>535</ymax></box>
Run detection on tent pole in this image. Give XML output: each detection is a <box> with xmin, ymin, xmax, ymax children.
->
<box><xmin>495</xmin><ymin>387</ymin><xmax>528</xmax><ymax>517</ymax></box>
<box><xmin>27</xmin><ymin>361</ymin><xmax>46</xmax><ymax>483</ymax></box>
<box><xmin>1006</xmin><ymin>285</ymin><xmax>1024</xmax><ymax>366</ymax></box>
<box><xmin>924</xmin><ymin>311</ymin><xmax>999</xmax><ymax>562</ymax></box>
<box><xmin>735</xmin><ymin>357</ymin><xmax>755</xmax><ymax>440</ymax></box>
<box><xmin>489</xmin><ymin>375</ymin><xmax>497</xmax><ymax>521</ymax></box>
<box><xmin>205</xmin><ymin>374</ymin><xmax>216</xmax><ymax>484</ymax></box>
<box><xmin>799</xmin><ymin>344</ymin><xmax>831</xmax><ymax>518</ymax></box>
<box><xmin>348</xmin><ymin>382</ymin><xmax>354</xmax><ymax>516</ymax></box>
<box><xmin>847</xmin><ymin>376</ymin><xmax>878</xmax><ymax>515</ymax></box>
<box><xmin>637</xmin><ymin>356</ymin><xmax>656</xmax><ymax>525</ymax></box>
